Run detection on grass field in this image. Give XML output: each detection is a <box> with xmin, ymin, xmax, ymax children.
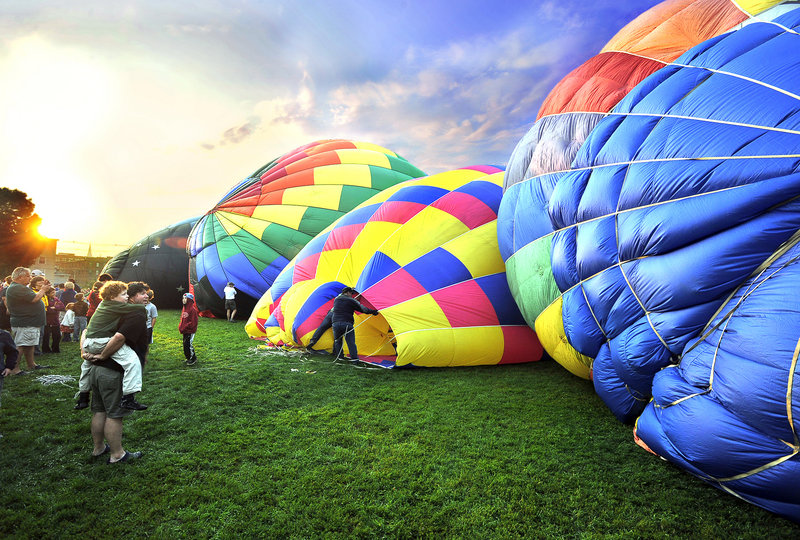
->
<box><xmin>0</xmin><ymin>310</ymin><xmax>797</xmax><ymax>538</ymax></box>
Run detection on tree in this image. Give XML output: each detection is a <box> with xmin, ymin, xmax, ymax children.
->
<box><xmin>0</xmin><ymin>188</ymin><xmax>46</xmax><ymax>277</ymax></box>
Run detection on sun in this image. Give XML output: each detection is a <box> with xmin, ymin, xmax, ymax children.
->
<box><xmin>37</xmin><ymin>220</ymin><xmax>59</xmax><ymax>240</ymax></box>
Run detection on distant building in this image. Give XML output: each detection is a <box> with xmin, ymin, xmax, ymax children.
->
<box><xmin>28</xmin><ymin>239</ymin><xmax>112</xmax><ymax>289</ymax></box>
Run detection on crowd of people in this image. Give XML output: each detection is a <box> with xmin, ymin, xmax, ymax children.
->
<box><xmin>0</xmin><ymin>268</ymin><xmax>167</xmax><ymax>462</ymax></box>
<box><xmin>0</xmin><ymin>268</ymin><xmax>376</xmax><ymax>463</ymax></box>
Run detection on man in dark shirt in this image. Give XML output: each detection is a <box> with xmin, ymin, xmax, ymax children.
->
<box><xmin>331</xmin><ymin>287</ymin><xmax>378</xmax><ymax>363</ymax></box>
<box><xmin>5</xmin><ymin>267</ymin><xmax>51</xmax><ymax>374</ymax></box>
<box><xmin>81</xmin><ymin>281</ymin><xmax>150</xmax><ymax>463</ymax></box>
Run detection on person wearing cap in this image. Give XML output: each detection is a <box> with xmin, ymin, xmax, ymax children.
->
<box><xmin>179</xmin><ymin>293</ymin><xmax>198</xmax><ymax>365</ymax></box>
<box><xmin>5</xmin><ymin>267</ymin><xmax>51</xmax><ymax>374</ymax></box>
<box><xmin>76</xmin><ymin>281</ymin><xmax>149</xmax><ymax>411</ymax></box>
<box><xmin>331</xmin><ymin>287</ymin><xmax>379</xmax><ymax>363</ymax></box>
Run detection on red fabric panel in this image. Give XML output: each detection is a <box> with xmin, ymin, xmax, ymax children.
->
<box><xmin>498</xmin><ymin>326</ymin><xmax>543</xmax><ymax>364</ymax></box>
<box><xmin>430</xmin><ymin>281</ymin><xmax>499</xmax><ymax>327</ymax></box>
<box><xmin>216</xmin><ymin>202</ymin><xmax>258</xmax><ymax>217</ymax></box>
<box><xmin>370</xmin><ymin>201</ymin><xmax>427</xmax><ymax>224</ymax></box>
<box><xmin>365</xmin><ymin>268</ymin><xmax>428</xmax><ymax>306</ymax></box>
<box><xmin>539</xmin><ymin>52</ymin><xmax>664</xmax><ymax>118</ymax></box>
<box><xmin>293</xmin><ymin>252</ymin><xmax>321</xmax><ymax>284</ymax></box>
<box><xmin>296</xmin><ymin>299</ymin><xmax>334</xmax><ymax>338</ymax></box>
<box><xmin>323</xmin><ymin>223</ymin><xmax>364</xmax><ymax>252</ymax></box>
<box><xmin>430</xmin><ymin>192</ymin><xmax>495</xmax><ymax>230</ymax></box>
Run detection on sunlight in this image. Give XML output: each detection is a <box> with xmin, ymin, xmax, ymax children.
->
<box><xmin>0</xmin><ymin>35</ymin><xmax>117</xmax><ymax>194</ymax></box>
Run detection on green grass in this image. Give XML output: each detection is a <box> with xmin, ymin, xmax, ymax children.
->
<box><xmin>0</xmin><ymin>310</ymin><xmax>797</xmax><ymax>538</ymax></box>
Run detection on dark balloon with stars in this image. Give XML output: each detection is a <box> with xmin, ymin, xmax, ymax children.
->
<box><xmin>102</xmin><ymin>216</ymin><xmax>199</xmax><ymax>309</ymax></box>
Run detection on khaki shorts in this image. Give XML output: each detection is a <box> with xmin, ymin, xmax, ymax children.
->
<box><xmin>225</xmin><ymin>299</ymin><xmax>236</xmax><ymax>310</ymax></box>
<box><xmin>11</xmin><ymin>327</ymin><xmax>41</xmax><ymax>347</ymax></box>
<box><xmin>89</xmin><ymin>365</ymin><xmax>132</xmax><ymax>419</ymax></box>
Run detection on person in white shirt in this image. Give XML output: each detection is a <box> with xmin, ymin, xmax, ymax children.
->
<box><xmin>223</xmin><ymin>282</ymin><xmax>237</xmax><ymax>322</ymax></box>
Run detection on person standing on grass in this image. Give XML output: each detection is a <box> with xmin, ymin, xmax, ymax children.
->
<box><xmin>0</xmin><ymin>328</ymin><xmax>19</xmax><ymax>438</ymax></box>
<box><xmin>223</xmin><ymin>282</ymin><xmax>237</xmax><ymax>322</ymax></box>
<box><xmin>42</xmin><ymin>287</ymin><xmax>65</xmax><ymax>353</ymax></box>
<box><xmin>5</xmin><ymin>267</ymin><xmax>51</xmax><ymax>374</ymax></box>
<box><xmin>179</xmin><ymin>293</ymin><xmax>198</xmax><ymax>365</ymax></box>
<box><xmin>144</xmin><ymin>289</ymin><xmax>157</xmax><ymax>346</ymax></box>
<box><xmin>77</xmin><ymin>281</ymin><xmax>148</xmax><ymax>411</ymax></box>
<box><xmin>331</xmin><ymin>287</ymin><xmax>379</xmax><ymax>363</ymax></box>
<box><xmin>71</xmin><ymin>293</ymin><xmax>89</xmax><ymax>344</ymax></box>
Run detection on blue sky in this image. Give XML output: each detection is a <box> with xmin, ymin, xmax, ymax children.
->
<box><xmin>0</xmin><ymin>0</ymin><xmax>661</xmax><ymax>252</ymax></box>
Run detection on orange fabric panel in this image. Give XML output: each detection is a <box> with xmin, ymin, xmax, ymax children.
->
<box><xmin>538</xmin><ymin>52</ymin><xmax>664</xmax><ymax>118</ymax></box>
<box><xmin>602</xmin><ymin>0</ymin><xmax>747</xmax><ymax>61</ymax></box>
<box><xmin>284</xmin><ymin>152</ymin><xmax>342</xmax><ymax>174</ymax></box>
<box><xmin>262</xmin><ymin>168</ymin><xmax>316</xmax><ymax>192</ymax></box>
<box><xmin>218</xmin><ymin>195</ymin><xmax>260</xmax><ymax>213</ymax></box>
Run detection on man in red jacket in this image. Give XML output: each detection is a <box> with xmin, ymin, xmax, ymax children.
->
<box><xmin>179</xmin><ymin>293</ymin><xmax>198</xmax><ymax>366</ymax></box>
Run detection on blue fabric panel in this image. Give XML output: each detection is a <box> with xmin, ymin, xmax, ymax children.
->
<box><xmin>575</xmin><ymin>216</ymin><xmax>617</xmax><ymax>281</ymax></box>
<box><xmin>497</xmin><ymin>172</ymin><xmax>561</xmax><ymax>260</ymax></box>
<box><xmin>454</xmin><ymin>180</ymin><xmax>502</xmax><ymax>212</ymax></box>
<box><xmin>334</xmin><ymin>203</ymin><xmax>380</xmax><ymax>229</ymax></box>
<box><xmin>357</xmin><ymin>252</ymin><xmax>401</xmax><ymax>292</ymax></box>
<box><xmin>548</xmin><ymin>169</ymin><xmax>591</xmax><ymax>230</ymax></box>
<box><xmin>561</xmin><ymin>287</ymin><xmax>605</xmax><ymax>358</ymax></box>
<box><xmin>403</xmin><ymin>248</ymin><xmax>472</xmax><ymax>292</ymax></box>
<box><xmin>474</xmin><ymin>272</ymin><xmax>527</xmax><ymax>326</ymax></box>
<box><xmin>268</xmin><ymin>265</ymin><xmax>296</xmax><ymax>306</ymax></box>
<box><xmin>196</xmin><ymin>245</ymin><xmax>227</xmax><ymax>295</ymax></box>
<box><xmin>292</xmin><ymin>281</ymin><xmax>345</xmax><ymax>343</ymax></box>
<box><xmin>385</xmin><ymin>185</ymin><xmax>448</xmax><ymax>206</ymax></box>
<box><xmin>550</xmin><ymin>227</ymin><xmax>579</xmax><ymax>291</ymax></box>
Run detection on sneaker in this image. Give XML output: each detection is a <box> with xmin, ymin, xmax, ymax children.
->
<box><xmin>74</xmin><ymin>400</ymin><xmax>90</xmax><ymax>410</ymax></box>
<box><xmin>185</xmin><ymin>357</ymin><xmax>197</xmax><ymax>366</ymax></box>
<box><xmin>120</xmin><ymin>394</ymin><xmax>148</xmax><ymax>411</ymax></box>
<box><xmin>33</xmin><ymin>364</ymin><xmax>51</xmax><ymax>370</ymax></box>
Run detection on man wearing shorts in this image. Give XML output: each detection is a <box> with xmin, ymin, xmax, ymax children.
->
<box><xmin>223</xmin><ymin>282</ymin><xmax>237</xmax><ymax>322</ymax></box>
<box><xmin>5</xmin><ymin>267</ymin><xmax>51</xmax><ymax>374</ymax></box>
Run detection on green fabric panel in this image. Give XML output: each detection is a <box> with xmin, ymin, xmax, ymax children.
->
<box><xmin>385</xmin><ymin>155</ymin><xmax>426</xmax><ymax>178</ymax></box>
<box><xmin>217</xmin><ymin>231</ymin><xmax>281</xmax><ymax>274</ymax></box>
<box><xmin>368</xmin><ymin>166</ymin><xmax>417</xmax><ymax>191</ymax></box>
<box><xmin>261</xmin><ymin>223</ymin><xmax>313</xmax><ymax>261</ymax></box>
<box><xmin>202</xmin><ymin>215</ymin><xmax>226</xmax><ymax>248</ymax></box>
<box><xmin>505</xmin><ymin>235</ymin><xmax>560</xmax><ymax>329</ymax></box>
<box><xmin>339</xmin><ymin>185</ymin><xmax>378</xmax><ymax>212</ymax></box>
<box><xmin>297</xmin><ymin>207</ymin><xmax>342</xmax><ymax>237</ymax></box>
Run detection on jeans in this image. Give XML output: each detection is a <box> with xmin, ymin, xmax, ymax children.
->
<box><xmin>332</xmin><ymin>322</ymin><xmax>357</xmax><ymax>360</ymax></box>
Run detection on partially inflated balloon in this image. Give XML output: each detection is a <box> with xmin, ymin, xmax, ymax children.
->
<box><xmin>188</xmin><ymin>140</ymin><xmax>426</xmax><ymax>317</ymax></box>
<box><xmin>499</xmin><ymin>0</ymin><xmax>796</xmax><ymax>361</ymax></box>
<box><xmin>102</xmin><ymin>217</ymin><xmax>198</xmax><ymax>309</ymax></box>
<box><xmin>247</xmin><ymin>167</ymin><xmax>542</xmax><ymax>368</ymax></box>
<box><xmin>503</xmin><ymin>6</ymin><xmax>800</xmax><ymax>427</ymax></box>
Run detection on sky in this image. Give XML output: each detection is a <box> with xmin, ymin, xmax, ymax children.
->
<box><xmin>0</xmin><ymin>0</ymin><xmax>661</xmax><ymax>256</ymax></box>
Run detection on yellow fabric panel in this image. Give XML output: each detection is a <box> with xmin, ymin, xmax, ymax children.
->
<box><xmin>535</xmin><ymin>296</ymin><xmax>593</xmax><ymax>379</ymax></box>
<box><xmin>245</xmin><ymin>292</ymin><xmax>275</xmax><ymax>339</ymax></box>
<box><xmin>737</xmin><ymin>0</ymin><xmax>788</xmax><ymax>15</ymax></box>
<box><xmin>379</xmin><ymin>206</ymin><xmax>469</xmax><ymax>266</ymax></box>
<box><xmin>251</xmin><ymin>204</ymin><xmax>305</xmax><ymax>229</ymax></box>
<box><xmin>282</xmin><ymin>184</ymin><xmax>344</xmax><ymax>211</ymax></box>
<box><xmin>314</xmin><ymin>163</ymin><xmax>373</xmax><ymax>187</ymax></box>
<box><xmin>393</xmin><ymin>327</ymin><xmax>503</xmax><ymax>367</ymax></box>
<box><xmin>214</xmin><ymin>211</ymin><xmax>242</xmax><ymax>236</ymax></box>
<box><xmin>441</xmin><ymin>221</ymin><xmax>504</xmax><ymax>278</ymax></box>
<box><xmin>316</xmin><ymin>248</ymin><xmax>349</xmax><ymax>279</ymax></box>
<box><xmin>352</xmin><ymin>141</ymin><xmax>398</xmax><ymax>157</ymax></box>
<box><xmin>425</xmin><ymin>168</ymin><xmax>492</xmax><ymax>191</ymax></box>
<box><xmin>381</xmin><ymin>294</ymin><xmax>450</xmax><ymax>335</ymax></box>
<box><xmin>216</xmin><ymin>210</ymin><xmax>267</xmax><ymax>239</ymax></box>
<box><xmin>336</xmin><ymin>221</ymin><xmax>402</xmax><ymax>281</ymax></box>
<box><xmin>335</xmin><ymin>148</ymin><xmax>392</xmax><ymax>168</ymax></box>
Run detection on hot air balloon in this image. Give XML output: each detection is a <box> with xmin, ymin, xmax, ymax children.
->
<box><xmin>634</xmin><ymin>238</ymin><xmax>800</xmax><ymax>523</ymax></box>
<box><xmin>187</xmin><ymin>140</ymin><xmax>427</xmax><ymax>318</ymax></box>
<box><xmin>247</xmin><ymin>167</ymin><xmax>542</xmax><ymax>368</ymax></box>
<box><xmin>498</xmin><ymin>0</ymin><xmax>799</xmax><ymax>383</ymax></box>
<box><xmin>500</xmin><ymin>0</ymin><xmax>797</xmax><ymax>349</ymax></box>
<box><xmin>102</xmin><ymin>216</ymin><xmax>198</xmax><ymax>309</ymax></box>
